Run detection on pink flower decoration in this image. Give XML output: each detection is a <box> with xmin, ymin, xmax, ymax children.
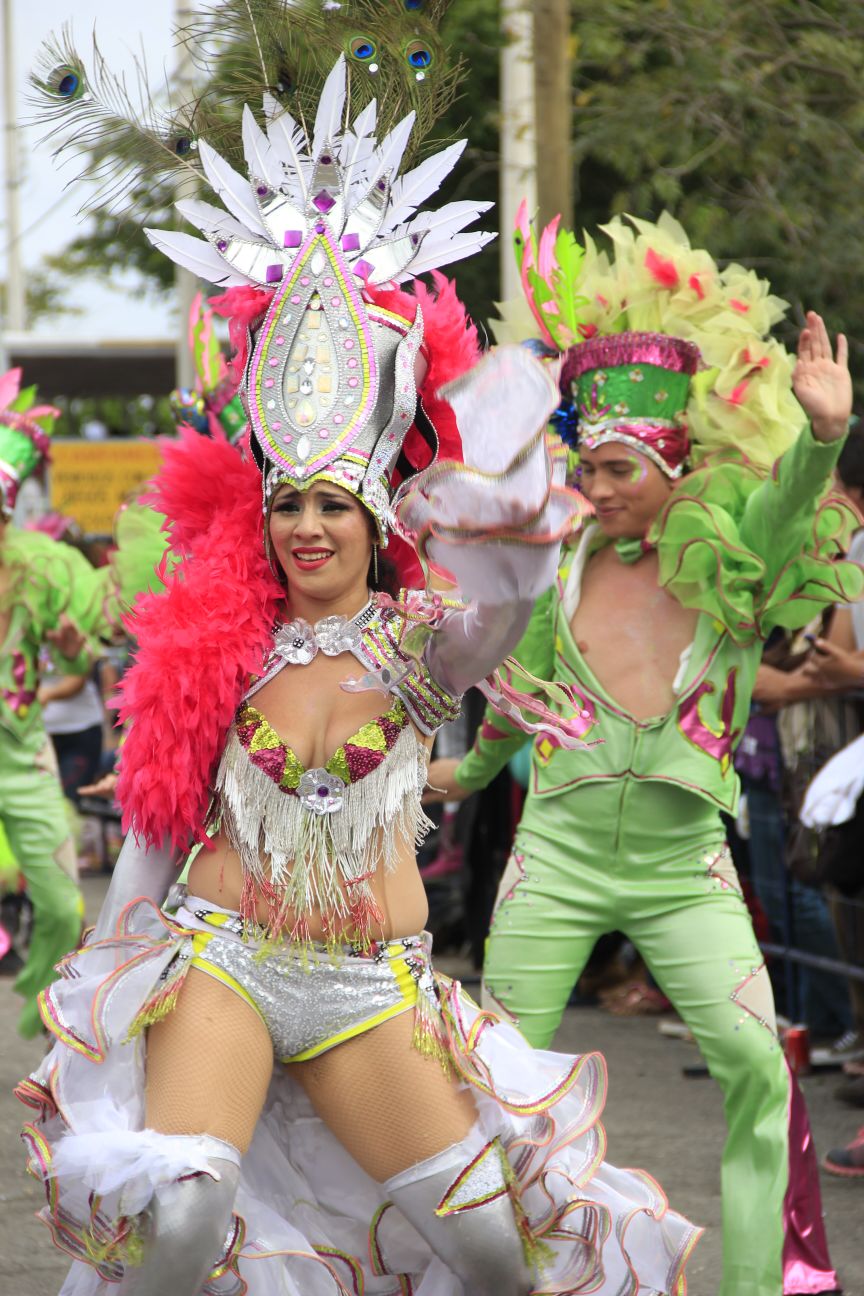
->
<box><xmin>645</xmin><ymin>248</ymin><xmax>679</xmax><ymax>289</ymax></box>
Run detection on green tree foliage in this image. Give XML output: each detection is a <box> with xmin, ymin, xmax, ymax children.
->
<box><xmin>569</xmin><ymin>0</ymin><xmax>864</xmax><ymax>370</ymax></box>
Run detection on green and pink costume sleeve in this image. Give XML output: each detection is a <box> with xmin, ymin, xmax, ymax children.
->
<box><xmin>457</xmin><ymin>428</ymin><xmax>862</xmax><ymax>1296</ymax></box>
<box><xmin>0</xmin><ymin>529</ymin><xmax>108</xmax><ymax>1037</ymax></box>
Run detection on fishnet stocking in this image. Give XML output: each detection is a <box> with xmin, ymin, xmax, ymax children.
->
<box><xmin>145</xmin><ymin>967</ymin><xmax>274</xmax><ymax>1153</ymax></box>
<box><xmin>293</xmin><ymin>1009</ymin><xmax>478</xmax><ymax>1181</ymax></box>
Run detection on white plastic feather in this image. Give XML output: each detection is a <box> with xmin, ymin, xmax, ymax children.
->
<box><xmin>198</xmin><ymin>140</ymin><xmax>269</xmax><ymax>239</ymax></box>
<box><xmin>388</xmin><ymin>141</ymin><xmax>467</xmax><ymax>227</ymax></box>
<box><xmin>339</xmin><ymin>99</ymin><xmax>379</xmax><ymax>201</ymax></box>
<box><xmin>145</xmin><ymin>58</ymin><xmax>494</xmax><ymax>294</ymax></box>
<box><xmin>339</xmin><ymin>98</ymin><xmax>377</xmax><ymax>160</ymax></box>
<box><xmin>263</xmin><ymin>97</ymin><xmax>310</xmax><ymax>202</ymax></box>
<box><xmin>311</xmin><ymin>55</ymin><xmax>347</xmax><ymax>160</ymax></box>
<box><xmin>143</xmin><ymin>229</ymin><xmax>251</xmax><ymax>286</ymax></box>
<box><xmin>403</xmin><ymin>230</ymin><xmax>497</xmax><ymax>281</ymax></box>
<box><xmin>175</xmin><ymin>197</ymin><xmax>256</xmax><ymax>243</ymax></box>
<box><xmin>357</xmin><ymin>113</ymin><xmax>416</xmax><ymax>217</ymax></box>
<box><xmin>405</xmin><ymin>200</ymin><xmax>494</xmax><ymax>243</ymax></box>
<box><xmin>241</xmin><ymin>106</ymin><xmax>282</xmax><ymax>190</ymax></box>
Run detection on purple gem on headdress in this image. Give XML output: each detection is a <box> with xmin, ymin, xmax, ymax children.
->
<box><xmin>266</xmin><ymin>264</ymin><xmax>284</xmax><ymax>283</ymax></box>
<box><xmin>354</xmin><ymin>259</ymin><xmax>373</xmax><ymax>280</ymax></box>
<box><xmin>411</xmin><ymin>234</ymin><xmax>420</xmax><ymax>245</ymax></box>
<box><xmin>342</xmin><ymin>233</ymin><xmax>360</xmax><ymax>252</ymax></box>
<box><xmin>313</xmin><ymin>190</ymin><xmax>336</xmax><ymax>214</ymax></box>
<box><xmin>321</xmin><ymin>155</ymin><xmax>332</xmax><ymax>165</ymax></box>
<box><xmin>256</xmin><ymin>185</ymin><xmax>269</xmax><ymax>197</ymax></box>
<box><xmin>377</xmin><ymin>180</ymin><xmax>386</xmax><ymax>192</ymax></box>
<box><xmin>283</xmin><ymin>230</ymin><xmax>302</xmax><ymax>248</ymax></box>
<box><xmin>315</xmin><ymin>222</ymin><xmax>326</xmax><ymax>234</ymax></box>
<box><xmin>216</xmin><ymin>239</ymin><xmax>228</xmax><ymax>252</ymax></box>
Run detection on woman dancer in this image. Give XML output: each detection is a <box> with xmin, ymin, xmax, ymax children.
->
<box><xmin>19</xmin><ymin>54</ymin><xmax>700</xmax><ymax>1296</ymax></box>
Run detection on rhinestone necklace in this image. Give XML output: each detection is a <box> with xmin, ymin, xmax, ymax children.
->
<box><xmin>274</xmin><ymin>597</ymin><xmax>377</xmax><ymax>666</ymax></box>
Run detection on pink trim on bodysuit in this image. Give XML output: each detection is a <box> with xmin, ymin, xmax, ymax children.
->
<box><xmin>782</xmin><ymin>1060</ymin><xmax>839</xmax><ymax>1293</ymax></box>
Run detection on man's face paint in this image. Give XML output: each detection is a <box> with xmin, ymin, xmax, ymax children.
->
<box><xmin>579</xmin><ymin>444</ymin><xmax>674</xmax><ymax>538</ymax></box>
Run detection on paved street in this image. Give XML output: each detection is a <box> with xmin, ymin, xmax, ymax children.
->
<box><xmin>0</xmin><ymin>874</ymin><xmax>860</xmax><ymax>1294</ymax></box>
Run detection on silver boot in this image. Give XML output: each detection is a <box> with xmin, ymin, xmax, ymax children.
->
<box><xmin>124</xmin><ymin>1137</ymin><xmax>241</xmax><ymax>1295</ymax></box>
<box><xmin>384</xmin><ymin>1134</ymin><xmax>534</xmax><ymax>1296</ymax></box>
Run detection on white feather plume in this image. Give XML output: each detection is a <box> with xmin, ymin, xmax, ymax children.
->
<box><xmin>144</xmin><ymin>229</ymin><xmax>251</xmax><ymax>286</ymax></box>
<box><xmin>263</xmin><ymin>95</ymin><xmax>310</xmax><ymax>202</ymax></box>
<box><xmin>357</xmin><ymin>113</ymin><xmax>416</xmax><ymax>212</ymax></box>
<box><xmin>175</xmin><ymin>197</ymin><xmax>256</xmax><ymax>243</ymax></box>
<box><xmin>311</xmin><ymin>55</ymin><xmax>347</xmax><ymax>159</ymax></box>
<box><xmin>388</xmin><ymin>141</ymin><xmax>467</xmax><ymax>227</ymax></box>
<box><xmin>198</xmin><ymin>140</ymin><xmax>269</xmax><ymax>239</ymax></box>
<box><xmin>403</xmin><ymin>230</ymin><xmax>497</xmax><ymax>281</ymax></box>
<box><xmin>241</xmin><ymin>106</ymin><xmax>282</xmax><ymax>189</ymax></box>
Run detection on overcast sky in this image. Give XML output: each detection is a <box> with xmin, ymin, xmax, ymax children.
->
<box><xmin>4</xmin><ymin>0</ymin><xmax>176</xmax><ymax>339</ymax></box>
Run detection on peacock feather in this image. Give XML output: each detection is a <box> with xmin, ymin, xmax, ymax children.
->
<box><xmin>30</xmin><ymin>1</ymin><xmax>462</xmax><ymax>218</ymax></box>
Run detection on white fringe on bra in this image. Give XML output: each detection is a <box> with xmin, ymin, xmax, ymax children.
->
<box><xmin>214</xmin><ymin>724</ymin><xmax>434</xmax><ymax>934</ymax></box>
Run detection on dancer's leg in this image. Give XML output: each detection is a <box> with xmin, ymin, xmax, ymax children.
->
<box><xmin>0</xmin><ymin>731</ymin><xmax>82</xmax><ymax>1036</ymax></box>
<box><xmin>628</xmin><ymin>844</ymin><xmax>789</xmax><ymax>1296</ymax></box>
<box><xmin>293</xmin><ymin>1011</ymin><xmax>532</xmax><ymax>1295</ymax></box>
<box><xmin>481</xmin><ymin>829</ymin><xmax>611</xmax><ymax>1047</ymax></box>
<box><xmin>120</xmin><ymin>967</ymin><xmax>275</xmax><ymax>1295</ymax></box>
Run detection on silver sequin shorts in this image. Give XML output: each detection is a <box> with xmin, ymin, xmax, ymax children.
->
<box><xmin>171</xmin><ymin>897</ymin><xmax>430</xmax><ymax>1063</ymax></box>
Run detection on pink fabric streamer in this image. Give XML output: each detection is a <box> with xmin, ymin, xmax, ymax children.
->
<box><xmin>477</xmin><ymin>661</ymin><xmax>599</xmax><ymax>750</ymax></box>
<box><xmin>781</xmin><ymin>1061</ymin><xmax>839</xmax><ymax>1294</ymax></box>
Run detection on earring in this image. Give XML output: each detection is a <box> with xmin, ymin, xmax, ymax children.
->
<box><xmin>372</xmin><ymin>543</ymin><xmax>379</xmax><ymax>585</ymax></box>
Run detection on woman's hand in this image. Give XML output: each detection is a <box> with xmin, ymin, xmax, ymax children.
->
<box><xmin>423</xmin><ymin>757</ymin><xmax>471</xmax><ymax>805</ymax></box>
<box><xmin>802</xmin><ymin>639</ymin><xmax>864</xmax><ymax>690</ymax></box>
<box><xmin>793</xmin><ymin>311</ymin><xmax>852</xmax><ymax>443</ymax></box>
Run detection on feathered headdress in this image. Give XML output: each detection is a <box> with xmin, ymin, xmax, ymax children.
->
<box><xmin>144</xmin><ymin>53</ymin><xmax>490</xmax><ymax>538</ymax></box>
<box><xmin>507</xmin><ymin>204</ymin><xmax>805</xmax><ymax>474</ymax></box>
<box><xmin>0</xmin><ymin>369</ymin><xmax>59</xmax><ymax>520</ymax></box>
<box><xmin>32</xmin><ymin>10</ymin><xmax>490</xmax><ymax>543</ymax></box>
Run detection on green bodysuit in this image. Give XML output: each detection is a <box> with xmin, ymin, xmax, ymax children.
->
<box><xmin>0</xmin><ymin>528</ymin><xmax>105</xmax><ymax>1036</ymax></box>
<box><xmin>456</xmin><ymin>428</ymin><xmax>861</xmax><ymax>1296</ymax></box>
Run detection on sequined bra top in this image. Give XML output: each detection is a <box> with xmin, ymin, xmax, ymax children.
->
<box><xmin>213</xmin><ymin>595</ymin><xmax>461</xmax><ymax>945</ymax></box>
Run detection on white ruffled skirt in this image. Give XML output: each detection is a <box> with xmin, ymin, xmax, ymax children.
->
<box><xmin>19</xmin><ymin>894</ymin><xmax>701</xmax><ymax>1296</ymax></box>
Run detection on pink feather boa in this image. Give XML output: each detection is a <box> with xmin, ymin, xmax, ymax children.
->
<box><xmin>117</xmin><ymin>427</ymin><xmax>283</xmax><ymax>847</ymax></box>
<box><xmin>118</xmin><ymin>276</ymin><xmax>481</xmax><ymax>848</ymax></box>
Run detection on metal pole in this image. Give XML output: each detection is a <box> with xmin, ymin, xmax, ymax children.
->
<box><xmin>2</xmin><ymin>0</ymin><xmax>25</xmax><ymax>371</ymax></box>
<box><xmin>499</xmin><ymin>0</ymin><xmax>537</xmax><ymax>303</ymax></box>
<box><xmin>173</xmin><ymin>0</ymin><xmax>196</xmax><ymax>391</ymax></box>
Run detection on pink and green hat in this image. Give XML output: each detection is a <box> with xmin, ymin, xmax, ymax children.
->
<box><xmin>0</xmin><ymin>368</ymin><xmax>59</xmax><ymax>520</ymax></box>
<box><xmin>562</xmin><ymin>332</ymin><xmax>701</xmax><ymax>479</ymax></box>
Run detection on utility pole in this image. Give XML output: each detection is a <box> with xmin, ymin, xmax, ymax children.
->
<box><xmin>173</xmin><ymin>0</ymin><xmax>197</xmax><ymax>391</ymax></box>
<box><xmin>2</xmin><ymin>0</ymin><xmax>25</xmax><ymax>371</ymax></box>
<box><xmin>532</xmin><ymin>0</ymin><xmax>573</xmax><ymax>232</ymax></box>
<box><xmin>499</xmin><ymin>0</ymin><xmax>536</xmax><ymax>302</ymax></box>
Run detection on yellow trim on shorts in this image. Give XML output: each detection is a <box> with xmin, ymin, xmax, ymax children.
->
<box><xmin>188</xmin><ymin>929</ymin><xmax>420</xmax><ymax>1064</ymax></box>
<box><xmin>287</xmin><ymin>944</ymin><xmax>419</xmax><ymax>1063</ymax></box>
<box><xmin>188</xmin><ymin>929</ymin><xmax>268</xmax><ymax>1030</ymax></box>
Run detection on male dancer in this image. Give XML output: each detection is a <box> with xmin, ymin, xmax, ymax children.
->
<box><xmin>429</xmin><ymin>213</ymin><xmax>861</xmax><ymax>1296</ymax></box>
<box><xmin>0</xmin><ymin>370</ymin><xmax>103</xmax><ymax>1035</ymax></box>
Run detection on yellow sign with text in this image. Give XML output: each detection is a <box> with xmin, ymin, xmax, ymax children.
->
<box><xmin>49</xmin><ymin>440</ymin><xmax>161</xmax><ymax>535</ymax></box>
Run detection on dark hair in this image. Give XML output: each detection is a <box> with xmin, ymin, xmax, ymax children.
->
<box><xmin>838</xmin><ymin>422</ymin><xmax>864</xmax><ymax>490</ymax></box>
<box><xmin>367</xmin><ymin>548</ymin><xmax>400</xmax><ymax>598</ymax></box>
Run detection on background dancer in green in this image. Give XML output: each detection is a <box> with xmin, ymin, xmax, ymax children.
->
<box><xmin>429</xmin><ymin>212</ymin><xmax>861</xmax><ymax>1296</ymax></box>
<box><xmin>0</xmin><ymin>368</ymin><xmax>103</xmax><ymax>1037</ymax></box>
